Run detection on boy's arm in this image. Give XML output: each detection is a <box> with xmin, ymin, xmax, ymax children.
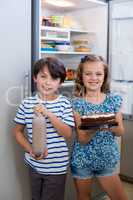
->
<box><xmin>47</xmin><ymin>111</ymin><xmax>72</xmax><ymax>139</ymax></box>
<box><xmin>13</xmin><ymin>124</ymin><xmax>48</xmax><ymax>160</ymax></box>
<box><xmin>13</xmin><ymin>124</ymin><xmax>33</xmax><ymax>153</ymax></box>
<box><xmin>34</xmin><ymin>104</ymin><xmax>73</xmax><ymax>139</ymax></box>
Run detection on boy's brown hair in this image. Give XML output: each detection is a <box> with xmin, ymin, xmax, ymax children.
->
<box><xmin>33</xmin><ymin>57</ymin><xmax>66</xmax><ymax>83</ymax></box>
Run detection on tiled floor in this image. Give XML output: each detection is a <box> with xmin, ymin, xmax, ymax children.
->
<box><xmin>104</xmin><ymin>181</ymin><xmax>133</xmax><ymax>200</ymax></box>
<box><xmin>122</xmin><ymin>181</ymin><xmax>133</xmax><ymax>200</ymax></box>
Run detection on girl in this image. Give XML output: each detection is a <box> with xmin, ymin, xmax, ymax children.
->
<box><xmin>13</xmin><ymin>57</ymin><xmax>75</xmax><ymax>200</ymax></box>
<box><xmin>71</xmin><ymin>55</ymin><xmax>128</xmax><ymax>200</ymax></box>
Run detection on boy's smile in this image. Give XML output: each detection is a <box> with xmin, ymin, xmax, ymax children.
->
<box><xmin>33</xmin><ymin>66</ymin><xmax>61</xmax><ymax>100</ymax></box>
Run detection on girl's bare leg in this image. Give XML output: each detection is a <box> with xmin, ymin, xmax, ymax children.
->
<box><xmin>74</xmin><ymin>178</ymin><xmax>93</xmax><ymax>200</ymax></box>
<box><xmin>98</xmin><ymin>174</ymin><xmax>128</xmax><ymax>200</ymax></box>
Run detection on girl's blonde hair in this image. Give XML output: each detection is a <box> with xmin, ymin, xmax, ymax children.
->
<box><xmin>74</xmin><ymin>54</ymin><xmax>110</xmax><ymax>97</ymax></box>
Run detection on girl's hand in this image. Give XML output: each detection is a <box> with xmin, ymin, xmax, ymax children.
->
<box><xmin>78</xmin><ymin>129</ymin><xmax>96</xmax><ymax>144</ymax></box>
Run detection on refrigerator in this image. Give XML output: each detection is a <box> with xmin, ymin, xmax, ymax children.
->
<box><xmin>109</xmin><ymin>0</ymin><xmax>133</xmax><ymax>183</ymax></box>
<box><xmin>0</xmin><ymin>0</ymin><xmax>31</xmax><ymax>200</ymax></box>
<box><xmin>32</xmin><ymin>0</ymin><xmax>108</xmax><ymax>199</ymax></box>
<box><xmin>0</xmin><ymin>0</ymin><xmax>108</xmax><ymax>199</ymax></box>
<box><xmin>31</xmin><ymin>0</ymin><xmax>108</xmax><ymax>91</ymax></box>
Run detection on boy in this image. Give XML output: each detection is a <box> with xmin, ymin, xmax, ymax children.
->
<box><xmin>13</xmin><ymin>57</ymin><xmax>75</xmax><ymax>200</ymax></box>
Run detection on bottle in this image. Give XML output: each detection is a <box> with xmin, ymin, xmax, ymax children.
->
<box><xmin>32</xmin><ymin>112</ymin><xmax>47</xmax><ymax>157</ymax></box>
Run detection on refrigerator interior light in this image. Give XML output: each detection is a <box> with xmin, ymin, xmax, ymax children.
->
<box><xmin>86</xmin><ymin>0</ymin><xmax>106</xmax><ymax>5</ymax></box>
<box><xmin>45</xmin><ymin>0</ymin><xmax>75</xmax><ymax>7</ymax></box>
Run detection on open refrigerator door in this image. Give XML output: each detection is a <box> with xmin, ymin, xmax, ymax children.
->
<box><xmin>109</xmin><ymin>0</ymin><xmax>133</xmax><ymax>183</ymax></box>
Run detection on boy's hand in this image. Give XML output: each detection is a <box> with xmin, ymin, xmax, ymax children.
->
<box><xmin>29</xmin><ymin>149</ymin><xmax>37</xmax><ymax>159</ymax></box>
<box><xmin>35</xmin><ymin>148</ymin><xmax>48</xmax><ymax>160</ymax></box>
<box><xmin>29</xmin><ymin>148</ymin><xmax>48</xmax><ymax>160</ymax></box>
<box><xmin>34</xmin><ymin>104</ymin><xmax>48</xmax><ymax>116</ymax></box>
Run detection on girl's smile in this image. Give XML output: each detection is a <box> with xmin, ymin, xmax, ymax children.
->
<box><xmin>82</xmin><ymin>61</ymin><xmax>104</xmax><ymax>92</ymax></box>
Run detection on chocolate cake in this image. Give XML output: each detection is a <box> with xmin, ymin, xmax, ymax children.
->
<box><xmin>81</xmin><ymin>113</ymin><xmax>115</xmax><ymax>126</ymax></box>
<box><xmin>79</xmin><ymin>113</ymin><xmax>118</xmax><ymax>130</ymax></box>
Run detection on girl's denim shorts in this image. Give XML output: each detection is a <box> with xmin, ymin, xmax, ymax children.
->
<box><xmin>71</xmin><ymin>165</ymin><xmax>118</xmax><ymax>179</ymax></box>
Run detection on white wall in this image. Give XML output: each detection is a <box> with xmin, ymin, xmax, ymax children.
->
<box><xmin>0</xmin><ymin>0</ymin><xmax>31</xmax><ymax>199</ymax></box>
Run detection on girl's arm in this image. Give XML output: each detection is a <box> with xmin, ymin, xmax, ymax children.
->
<box><xmin>73</xmin><ymin>111</ymin><xmax>96</xmax><ymax>144</ymax></box>
<box><xmin>110</xmin><ymin>112</ymin><xmax>125</xmax><ymax>137</ymax></box>
<box><xmin>13</xmin><ymin>124</ymin><xmax>33</xmax><ymax>153</ymax></box>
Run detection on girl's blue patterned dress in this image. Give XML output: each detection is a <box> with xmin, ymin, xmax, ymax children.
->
<box><xmin>71</xmin><ymin>93</ymin><xmax>122</xmax><ymax>171</ymax></box>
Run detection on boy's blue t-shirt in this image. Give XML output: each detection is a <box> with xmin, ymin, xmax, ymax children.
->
<box><xmin>14</xmin><ymin>94</ymin><xmax>75</xmax><ymax>175</ymax></box>
<box><xmin>71</xmin><ymin>93</ymin><xmax>123</xmax><ymax>170</ymax></box>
